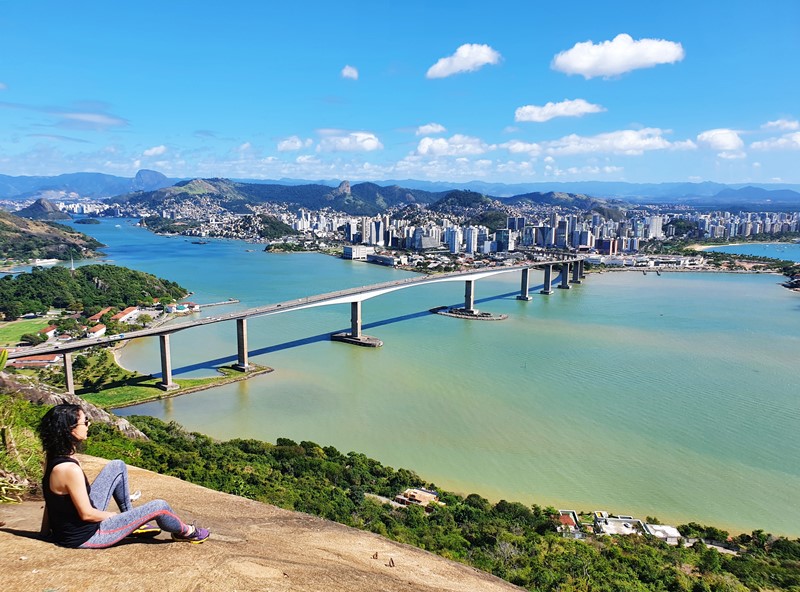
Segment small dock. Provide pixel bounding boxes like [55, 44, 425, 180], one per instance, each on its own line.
[199, 299, 240, 308]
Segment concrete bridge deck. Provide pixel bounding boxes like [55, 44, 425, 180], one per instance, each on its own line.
[7, 256, 586, 393]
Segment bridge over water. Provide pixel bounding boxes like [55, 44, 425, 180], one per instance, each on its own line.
[8, 256, 585, 394]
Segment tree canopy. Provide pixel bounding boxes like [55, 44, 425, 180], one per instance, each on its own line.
[0, 264, 187, 319]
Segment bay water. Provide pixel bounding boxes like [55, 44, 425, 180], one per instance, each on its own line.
[71, 221, 800, 535]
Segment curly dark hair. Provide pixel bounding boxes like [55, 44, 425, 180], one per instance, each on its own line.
[38, 404, 84, 462]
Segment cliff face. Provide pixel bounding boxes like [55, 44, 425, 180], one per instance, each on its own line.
[0, 456, 522, 592]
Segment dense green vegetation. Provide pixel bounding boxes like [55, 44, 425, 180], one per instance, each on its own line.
[0, 210, 103, 262]
[469, 210, 510, 233]
[3, 392, 798, 591]
[256, 214, 294, 238]
[139, 216, 200, 234]
[0, 264, 187, 319]
[74, 218, 101, 225]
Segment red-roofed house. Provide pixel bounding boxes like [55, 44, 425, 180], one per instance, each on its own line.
[7, 353, 61, 369]
[39, 325, 58, 339]
[88, 307, 113, 322]
[111, 306, 138, 323]
[86, 323, 107, 338]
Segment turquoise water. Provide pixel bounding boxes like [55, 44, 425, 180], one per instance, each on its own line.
[72, 220, 800, 535]
[706, 241, 800, 263]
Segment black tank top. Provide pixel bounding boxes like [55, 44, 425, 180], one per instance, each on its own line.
[43, 457, 100, 548]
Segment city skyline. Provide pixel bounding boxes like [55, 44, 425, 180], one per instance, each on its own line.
[1, 1, 798, 184]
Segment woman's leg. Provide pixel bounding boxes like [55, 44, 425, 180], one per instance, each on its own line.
[79, 500, 191, 549]
[88, 459, 133, 512]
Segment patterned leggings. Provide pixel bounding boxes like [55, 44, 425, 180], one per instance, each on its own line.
[79, 460, 192, 549]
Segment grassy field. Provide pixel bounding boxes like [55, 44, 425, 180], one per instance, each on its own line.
[0, 318, 51, 347]
[80, 365, 272, 408]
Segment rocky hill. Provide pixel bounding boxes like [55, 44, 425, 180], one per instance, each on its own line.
[113, 178, 443, 216]
[0, 209, 104, 262]
[14, 198, 71, 221]
[0, 456, 521, 592]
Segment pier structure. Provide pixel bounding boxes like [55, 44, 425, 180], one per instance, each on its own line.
[540, 265, 554, 295]
[234, 318, 249, 370]
[570, 259, 582, 284]
[517, 267, 532, 301]
[17, 256, 586, 390]
[558, 262, 571, 289]
[158, 333, 179, 391]
[63, 352, 74, 395]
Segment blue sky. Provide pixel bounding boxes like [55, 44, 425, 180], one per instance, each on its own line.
[1, 1, 798, 184]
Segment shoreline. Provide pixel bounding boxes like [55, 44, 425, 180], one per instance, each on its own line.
[105, 364, 274, 410]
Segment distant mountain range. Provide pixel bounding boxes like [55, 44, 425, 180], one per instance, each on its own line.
[1, 171, 799, 209]
[0, 170, 174, 200]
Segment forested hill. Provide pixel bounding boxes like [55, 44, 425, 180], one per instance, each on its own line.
[112, 178, 445, 216]
[0, 209, 104, 262]
[0, 264, 188, 319]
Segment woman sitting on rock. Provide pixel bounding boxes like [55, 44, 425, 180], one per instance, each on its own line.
[38, 403, 210, 548]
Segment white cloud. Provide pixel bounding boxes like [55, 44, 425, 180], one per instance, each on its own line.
[416, 122, 446, 136]
[317, 131, 383, 152]
[426, 43, 501, 79]
[565, 165, 624, 175]
[0, 82, 7, 91]
[60, 112, 127, 128]
[237, 142, 252, 152]
[142, 145, 167, 157]
[545, 128, 694, 156]
[341, 65, 359, 80]
[751, 132, 800, 151]
[515, 98, 605, 123]
[697, 128, 745, 158]
[416, 134, 491, 156]
[277, 135, 313, 151]
[499, 140, 542, 156]
[552, 33, 685, 79]
[762, 119, 799, 131]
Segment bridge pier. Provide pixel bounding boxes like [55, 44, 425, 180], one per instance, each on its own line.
[558, 263, 571, 289]
[464, 280, 476, 312]
[517, 268, 532, 301]
[540, 265, 554, 295]
[158, 333, 179, 391]
[350, 301, 362, 339]
[234, 318, 249, 370]
[570, 260, 582, 284]
[63, 352, 74, 395]
[331, 300, 382, 347]
[579, 259, 586, 279]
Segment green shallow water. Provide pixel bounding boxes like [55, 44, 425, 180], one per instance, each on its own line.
[74, 221, 800, 535]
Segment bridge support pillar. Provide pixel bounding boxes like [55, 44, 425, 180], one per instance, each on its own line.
[234, 318, 249, 371]
[464, 280, 476, 312]
[331, 300, 382, 347]
[158, 334, 179, 391]
[558, 263, 571, 289]
[63, 352, 74, 395]
[517, 268, 532, 300]
[350, 301, 362, 339]
[540, 265, 554, 294]
[570, 260, 582, 284]
[579, 259, 586, 279]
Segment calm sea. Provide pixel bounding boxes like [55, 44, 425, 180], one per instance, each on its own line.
[69, 220, 800, 535]
[706, 242, 800, 262]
